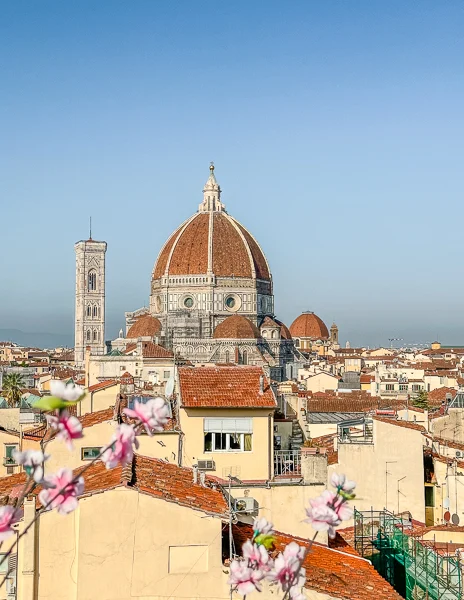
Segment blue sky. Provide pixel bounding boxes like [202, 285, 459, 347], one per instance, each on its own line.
[1, 1, 463, 347]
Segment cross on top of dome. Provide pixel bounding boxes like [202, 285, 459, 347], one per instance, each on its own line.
[199, 163, 226, 213]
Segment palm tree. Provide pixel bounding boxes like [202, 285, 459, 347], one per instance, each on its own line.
[2, 373, 25, 407]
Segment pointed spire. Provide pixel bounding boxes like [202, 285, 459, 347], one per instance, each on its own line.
[89, 216, 92, 240]
[198, 162, 226, 212]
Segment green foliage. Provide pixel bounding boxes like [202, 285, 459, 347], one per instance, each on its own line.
[2, 373, 25, 407]
[413, 389, 429, 409]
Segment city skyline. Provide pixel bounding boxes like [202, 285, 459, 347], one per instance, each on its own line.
[1, 1, 464, 347]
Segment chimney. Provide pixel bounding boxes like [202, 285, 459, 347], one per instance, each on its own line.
[199, 471, 206, 487]
[193, 465, 198, 485]
[259, 374, 264, 394]
[300, 447, 328, 485]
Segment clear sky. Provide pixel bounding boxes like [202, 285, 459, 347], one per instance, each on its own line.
[1, 1, 463, 347]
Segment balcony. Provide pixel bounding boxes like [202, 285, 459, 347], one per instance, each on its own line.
[3, 457, 16, 467]
[338, 418, 374, 445]
[274, 450, 301, 477]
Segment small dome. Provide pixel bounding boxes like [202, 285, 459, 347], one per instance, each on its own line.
[213, 315, 261, 339]
[260, 316, 292, 340]
[289, 312, 329, 340]
[127, 314, 162, 339]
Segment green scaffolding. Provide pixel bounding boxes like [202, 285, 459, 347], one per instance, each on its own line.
[354, 509, 462, 599]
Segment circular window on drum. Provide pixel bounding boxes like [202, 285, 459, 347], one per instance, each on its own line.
[224, 294, 241, 312]
[183, 296, 194, 309]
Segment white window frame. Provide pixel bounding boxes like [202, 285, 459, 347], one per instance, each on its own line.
[203, 418, 252, 453]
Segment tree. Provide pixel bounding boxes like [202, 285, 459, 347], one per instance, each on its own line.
[2, 373, 25, 407]
[413, 389, 428, 410]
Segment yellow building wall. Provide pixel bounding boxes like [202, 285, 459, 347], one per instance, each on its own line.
[329, 420, 426, 522]
[44, 420, 181, 472]
[79, 384, 120, 416]
[179, 408, 273, 480]
[35, 487, 230, 600]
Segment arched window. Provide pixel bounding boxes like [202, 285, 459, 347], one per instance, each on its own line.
[225, 350, 230, 363]
[87, 305, 91, 317]
[93, 305, 98, 318]
[86, 330, 91, 341]
[242, 350, 248, 365]
[295, 338, 300, 347]
[88, 270, 97, 291]
[93, 330, 98, 341]
[271, 330, 277, 339]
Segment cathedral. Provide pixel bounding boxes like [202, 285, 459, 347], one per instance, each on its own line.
[74, 165, 339, 381]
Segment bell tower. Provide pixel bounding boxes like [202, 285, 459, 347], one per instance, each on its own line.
[74, 231, 107, 367]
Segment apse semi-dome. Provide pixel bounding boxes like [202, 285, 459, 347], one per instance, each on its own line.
[126, 314, 162, 339]
[213, 315, 261, 339]
[289, 311, 329, 340]
[152, 167, 270, 282]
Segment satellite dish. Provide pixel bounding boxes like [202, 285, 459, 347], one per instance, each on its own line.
[452, 513, 460, 526]
[444, 511, 451, 522]
[165, 377, 175, 398]
[444, 498, 450, 509]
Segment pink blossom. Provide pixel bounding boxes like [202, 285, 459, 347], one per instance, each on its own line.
[305, 490, 352, 538]
[242, 540, 273, 572]
[289, 587, 306, 600]
[13, 449, 49, 484]
[253, 516, 274, 536]
[228, 559, 264, 595]
[50, 380, 84, 401]
[269, 551, 306, 593]
[283, 542, 307, 562]
[330, 472, 356, 493]
[100, 424, 139, 469]
[39, 468, 84, 515]
[0, 506, 22, 542]
[123, 397, 170, 435]
[46, 410, 83, 450]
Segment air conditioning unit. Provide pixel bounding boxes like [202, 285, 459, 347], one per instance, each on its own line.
[234, 497, 257, 514]
[457, 451, 462, 458]
[197, 460, 215, 471]
[6, 580, 16, 595]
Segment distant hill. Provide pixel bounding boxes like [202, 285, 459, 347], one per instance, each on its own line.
[0, 329, 73, 350]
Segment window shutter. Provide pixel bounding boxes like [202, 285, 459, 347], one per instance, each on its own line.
[204, 418, 252, 433]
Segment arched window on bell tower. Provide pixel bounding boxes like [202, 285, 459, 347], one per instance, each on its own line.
[88, 270, 97, 291]
[242, 350, 248, 365]
[93, 305, 98, 318]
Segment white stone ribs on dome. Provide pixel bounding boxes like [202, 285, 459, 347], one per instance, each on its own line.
[229, 216, 272, 283]
[207, 209, 214, 275]
[226, 214, 256, 279]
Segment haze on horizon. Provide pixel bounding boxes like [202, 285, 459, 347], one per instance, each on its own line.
[1, 1, 463, 349]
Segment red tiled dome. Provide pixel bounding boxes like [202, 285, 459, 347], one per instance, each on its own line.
[152, 212, 270, 281]
[213, 315, 261, 339]
[275, 319, 292, 340]
[126, 314, 162, 339]
[289, 312, 329, 340]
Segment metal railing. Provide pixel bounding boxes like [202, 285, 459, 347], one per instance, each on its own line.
[3, 458, 16, 467]
[274, 450, 301, 476]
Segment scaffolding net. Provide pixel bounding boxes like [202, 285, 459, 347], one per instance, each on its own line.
[354, 509, 462, 599]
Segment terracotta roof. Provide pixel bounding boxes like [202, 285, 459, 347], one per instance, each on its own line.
[428, 386, 456, 406]
[308, 433, 338, 464]
[289, 312, 329, 340]
[0, 455, 228, 517]
[232, 522, 402, 600]
[141, 342, 174, 359]
[213, 315, 261, 340]
[373, 416, 426, 432]
[274, 318, 292, 340]
[152, 212, 270, 281]
[360, 374, 375, 383]
[79, 407, 115, 428]
[306, 393, 401, 413]
[124, 343, 137, 354]
[126, 314, 162, 339]
[88, 380, 118, 393]
[178, 366, 276, 408]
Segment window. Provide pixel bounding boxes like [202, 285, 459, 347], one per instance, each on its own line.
[88, 270, 97, 291]
[4, 444, 18, 466]
[425, 486, 434, 507]
[81, 447, 101, 461]
[385, 384, 395, 391]
[86, 330, 91, 341]
[399, 384, 408, 391]
[412, 384, 422, 392]
[0, 554, 8, 575]
[93, 330, 98, 342]
[225, 351, 230, 363]
[242, 350, 248, 365]
[93, 305, 98, 317]
[204, 418, 252, 452]
[163, 370, 170, 379]
[184, 297, 194, 308]
[225, 296, 236, 309]
[87, 305, 91, 317]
